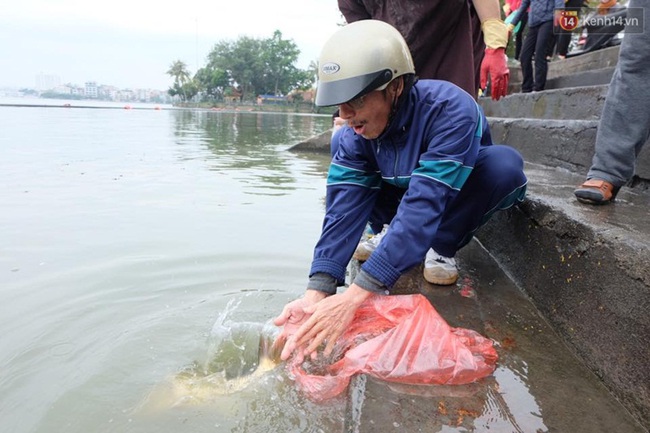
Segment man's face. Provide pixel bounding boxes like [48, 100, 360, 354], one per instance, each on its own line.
[337, 89, 392, 140]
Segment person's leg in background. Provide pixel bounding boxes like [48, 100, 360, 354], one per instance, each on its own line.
[470, 3, 486, 96]
[557, 0, 585, 58]
[555, 30, 571, 58]
[514, 12, 528, 61]
[519, 23, 539, 92]
[546, 33, 557, 60]
[575, 1, 650, 204]
[532, 20, 555, 91]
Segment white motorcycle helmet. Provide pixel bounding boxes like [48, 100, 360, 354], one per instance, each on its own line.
[315, 20, 416, 107]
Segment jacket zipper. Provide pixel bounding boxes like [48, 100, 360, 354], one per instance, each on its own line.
[393, 141, 399, 185]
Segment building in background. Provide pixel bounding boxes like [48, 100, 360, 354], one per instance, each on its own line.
[84, 82, 98, 98]
[35, 73, 61, 91]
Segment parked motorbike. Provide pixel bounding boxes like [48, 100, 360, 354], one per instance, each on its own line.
[565, 4, 627, 58]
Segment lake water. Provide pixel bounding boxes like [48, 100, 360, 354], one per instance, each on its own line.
[1, 101, 644, 433]
[0, 103, 340, 432]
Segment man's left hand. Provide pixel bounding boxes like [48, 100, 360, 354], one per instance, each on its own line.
[279, 284, 373, 362]
[273, 290, 326, 359]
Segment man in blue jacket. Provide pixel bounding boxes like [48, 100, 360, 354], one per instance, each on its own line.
[275, 20, 527, 361]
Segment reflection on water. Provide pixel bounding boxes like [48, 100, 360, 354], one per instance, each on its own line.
[172, 110, 331, 195]
[0, 104, 644, 433]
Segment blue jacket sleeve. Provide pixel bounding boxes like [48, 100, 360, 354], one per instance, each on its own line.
[511, 0, 531, 26]
[309, 128, 381, 288]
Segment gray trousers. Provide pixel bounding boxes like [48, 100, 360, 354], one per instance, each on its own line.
[587, 0, 650, 187]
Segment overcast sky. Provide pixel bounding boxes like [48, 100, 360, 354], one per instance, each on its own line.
[0, 0, 343, 91]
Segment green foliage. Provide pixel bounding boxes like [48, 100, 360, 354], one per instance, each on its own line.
[206, 36, 262, 101]
[256, 30, 303, 95]
[194, 67, 229, 102]
[19, 88, 39, 96]
[182, 30, 315, 103]
[41, 92, 84, 100]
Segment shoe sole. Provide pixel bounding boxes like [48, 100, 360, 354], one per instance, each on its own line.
[575, 190, 613, 205]
[423, 270, 458, 286]
[576, 196, 612, 205]
[352, 249, 371, 262]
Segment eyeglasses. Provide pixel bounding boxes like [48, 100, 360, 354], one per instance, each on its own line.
[342, 94, 366, 110]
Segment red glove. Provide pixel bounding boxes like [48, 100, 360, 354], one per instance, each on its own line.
[480, 48, 510, 101]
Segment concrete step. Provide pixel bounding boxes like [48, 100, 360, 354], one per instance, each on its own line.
[509, 45, 620, 84]
[290, 119, 650, 184]
[488, 117, 650, 182]
[289, 129, 331, 152]
[546, 66, 616, 89]
[509, 66, 615, 93]
[552, 46, 621, 77]
[481, 85, 608, 120]
[507, 45, 620, 94]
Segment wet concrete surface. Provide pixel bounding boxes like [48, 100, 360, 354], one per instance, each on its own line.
[342, 238, 646, 432]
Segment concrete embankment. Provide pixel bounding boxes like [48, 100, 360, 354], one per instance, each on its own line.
[482, 50, 650, 427]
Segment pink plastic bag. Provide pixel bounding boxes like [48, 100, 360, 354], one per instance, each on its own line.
[286, 294, 497, 401]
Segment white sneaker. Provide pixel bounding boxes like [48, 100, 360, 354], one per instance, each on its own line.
[353, 224, 389, 261]
[423, 248, 458, 285]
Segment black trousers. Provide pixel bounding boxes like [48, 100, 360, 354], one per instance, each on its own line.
[520, 20, 555, 92]
[514, 12, 528, 60]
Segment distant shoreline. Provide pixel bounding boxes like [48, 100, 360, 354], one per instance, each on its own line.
[0, 102, 333, 116]
[0, 103, 171, 110]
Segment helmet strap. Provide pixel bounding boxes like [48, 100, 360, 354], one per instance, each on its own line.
[382, 74, 417, 136]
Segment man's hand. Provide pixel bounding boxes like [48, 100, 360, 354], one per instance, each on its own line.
[272, 290, 327, 358]
[333, 116, 346, 132]
[277, 284, 373, 362]
[480, 48, 510, 101]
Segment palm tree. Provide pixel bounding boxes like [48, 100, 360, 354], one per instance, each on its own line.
[308, 59, 319, 106]
[167, 60, 192, 101]
[167, 60, 191, 86]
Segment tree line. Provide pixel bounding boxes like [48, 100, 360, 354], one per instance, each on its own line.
[167, 30, 317, 104]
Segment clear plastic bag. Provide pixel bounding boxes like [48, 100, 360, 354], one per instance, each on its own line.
[285, 294, 497, 401]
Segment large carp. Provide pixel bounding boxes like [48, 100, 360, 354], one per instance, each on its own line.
[138, 321, 281, 411]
